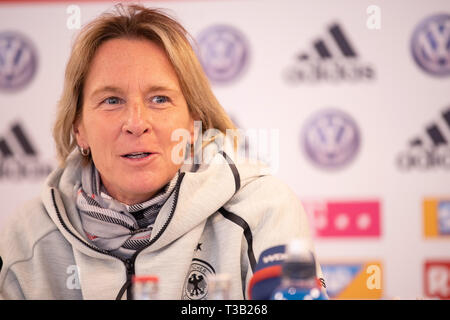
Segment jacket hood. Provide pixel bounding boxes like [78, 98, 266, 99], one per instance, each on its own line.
[41, 135, 271, 260]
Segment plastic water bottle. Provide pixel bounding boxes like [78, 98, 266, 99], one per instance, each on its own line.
[132, 275, 159, 300]
[208, 273, 231, 300]
[271, 239, 327, 300]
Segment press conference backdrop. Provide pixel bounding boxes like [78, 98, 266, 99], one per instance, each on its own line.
[0, 0, 449, 300]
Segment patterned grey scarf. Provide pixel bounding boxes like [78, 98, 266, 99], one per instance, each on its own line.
[75, 161, 179, 259]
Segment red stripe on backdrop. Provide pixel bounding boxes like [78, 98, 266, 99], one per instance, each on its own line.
[0, 0, 203, 2]
[0, 0, 121, 2]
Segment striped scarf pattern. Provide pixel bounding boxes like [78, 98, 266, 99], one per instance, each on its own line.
[75, 161, 179, 259]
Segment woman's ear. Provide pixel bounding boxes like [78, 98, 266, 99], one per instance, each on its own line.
[73, 118, 88, 149]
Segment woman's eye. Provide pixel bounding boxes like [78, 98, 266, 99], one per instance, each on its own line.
[151, 95, 170, 104]
[103, 97, 122, 105]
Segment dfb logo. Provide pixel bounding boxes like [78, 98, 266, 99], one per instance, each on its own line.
[302, 200, 381, 238]
[424, 261, 450, 299]
[196, 25, 249, 84]
[182, 259, 215, 300]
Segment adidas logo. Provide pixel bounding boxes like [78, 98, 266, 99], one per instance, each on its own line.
[409, 108, 450, 148]
[397, 107, 450, 170]
[0, 122, 53, 179]
[0, 122, 37, 158]
[284, 22, 376, 83]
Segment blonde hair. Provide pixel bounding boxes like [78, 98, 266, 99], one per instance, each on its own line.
[53, 3, 235, 167]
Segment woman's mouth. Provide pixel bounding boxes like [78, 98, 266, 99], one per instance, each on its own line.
[122, 152, 152, 159]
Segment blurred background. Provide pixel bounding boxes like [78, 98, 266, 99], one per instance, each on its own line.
[0, 0, 449, 299]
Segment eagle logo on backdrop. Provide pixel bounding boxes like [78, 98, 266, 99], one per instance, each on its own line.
[196, 24, 249, 84]
[182, 258, 215, 300]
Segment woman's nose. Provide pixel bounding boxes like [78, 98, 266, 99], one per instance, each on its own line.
[122, 100, 151, 136]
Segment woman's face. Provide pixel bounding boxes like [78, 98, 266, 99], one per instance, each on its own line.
[74, 38, 193, 205]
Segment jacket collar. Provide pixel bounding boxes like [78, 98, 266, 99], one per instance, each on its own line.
[41, 135, 269, 258]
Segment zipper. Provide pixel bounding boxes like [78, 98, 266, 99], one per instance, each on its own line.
[121, 172, 184, 300]
[124, 258, 135, 300]
[50, 172, 185, 300]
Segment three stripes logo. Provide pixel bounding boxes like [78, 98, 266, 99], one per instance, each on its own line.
[284, 22, 375, 83]
[0, 122, 37, 158]
[0, 122, 52, 179]
[397, 107, 450, 170]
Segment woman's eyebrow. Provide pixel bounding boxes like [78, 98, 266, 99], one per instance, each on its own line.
[89, 86, 125, 98]
[146, 85, 179, 94]
[89, 85, 179, 98]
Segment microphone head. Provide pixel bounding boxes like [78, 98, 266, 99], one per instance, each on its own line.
[255, 245, 287, 272]
[248, 241, 326, 300]
[248, 245, 286, 300]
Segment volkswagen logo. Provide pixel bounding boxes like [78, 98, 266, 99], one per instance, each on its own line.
[0, 31, 38, 91]
[411, 13, 450, 76]
[302, 109, 361, 169]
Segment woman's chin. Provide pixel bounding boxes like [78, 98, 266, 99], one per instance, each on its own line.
[118, 180, 166, 203]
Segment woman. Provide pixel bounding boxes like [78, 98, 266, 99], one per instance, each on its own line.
[0, 4, 324, 300]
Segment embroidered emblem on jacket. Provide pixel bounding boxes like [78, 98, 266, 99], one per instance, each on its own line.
[182, 258, 215, 300]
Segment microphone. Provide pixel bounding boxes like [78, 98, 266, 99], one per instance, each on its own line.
[248, 243, 326, 300]
[248, 245, 285, 300]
